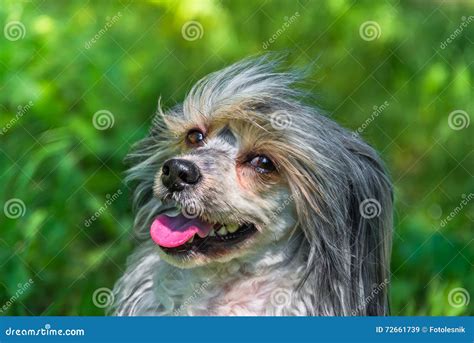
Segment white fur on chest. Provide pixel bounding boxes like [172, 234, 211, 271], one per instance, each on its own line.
[112, 243, 308, 316]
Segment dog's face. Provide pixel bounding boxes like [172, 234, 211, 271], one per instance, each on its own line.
[150, 111, 297, 268]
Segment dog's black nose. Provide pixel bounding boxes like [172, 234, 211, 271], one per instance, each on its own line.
[161, 159, 201, 192]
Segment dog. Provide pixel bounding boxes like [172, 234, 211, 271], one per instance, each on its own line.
[110, 55, 393, 316]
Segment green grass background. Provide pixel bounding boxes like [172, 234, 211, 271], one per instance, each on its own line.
[0, 0, 472, 315]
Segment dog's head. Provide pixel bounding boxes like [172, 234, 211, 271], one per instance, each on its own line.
[127, 56, 393, 315]
[147, 59, 304, 267]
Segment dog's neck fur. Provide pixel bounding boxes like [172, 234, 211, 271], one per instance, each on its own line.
[112, 233, 315, 316]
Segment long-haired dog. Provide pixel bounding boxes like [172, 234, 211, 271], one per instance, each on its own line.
[110, 55, 393, 316]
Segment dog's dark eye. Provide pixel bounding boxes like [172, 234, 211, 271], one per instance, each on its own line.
[249, 155, 275, 174]
[186, 129, 205, 146]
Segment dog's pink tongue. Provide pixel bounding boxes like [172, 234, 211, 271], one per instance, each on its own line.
[150, 214, 213, 248]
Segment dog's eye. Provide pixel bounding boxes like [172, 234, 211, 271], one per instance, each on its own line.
[186, 129, 205, 146]
[249, 155, 275, 174]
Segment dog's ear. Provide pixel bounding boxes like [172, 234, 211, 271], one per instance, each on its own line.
[345, 151, 393, 316]
[290, 142, 393, 316]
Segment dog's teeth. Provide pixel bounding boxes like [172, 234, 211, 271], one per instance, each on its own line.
[209, 229, 216, 237]
[187, 236, 194, 243]
[217, 227, 228, 236]
[227, 224, 239, 233]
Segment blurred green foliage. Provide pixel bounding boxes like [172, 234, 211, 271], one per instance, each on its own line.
[0, 0, 472, 316]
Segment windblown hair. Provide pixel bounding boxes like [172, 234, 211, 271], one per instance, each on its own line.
[111, 55, 393, 316]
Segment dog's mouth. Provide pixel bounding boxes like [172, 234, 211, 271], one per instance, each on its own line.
[150, 207, 257, 255]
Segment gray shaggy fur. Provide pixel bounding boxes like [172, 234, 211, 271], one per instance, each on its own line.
[110, 55, 393, 316]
